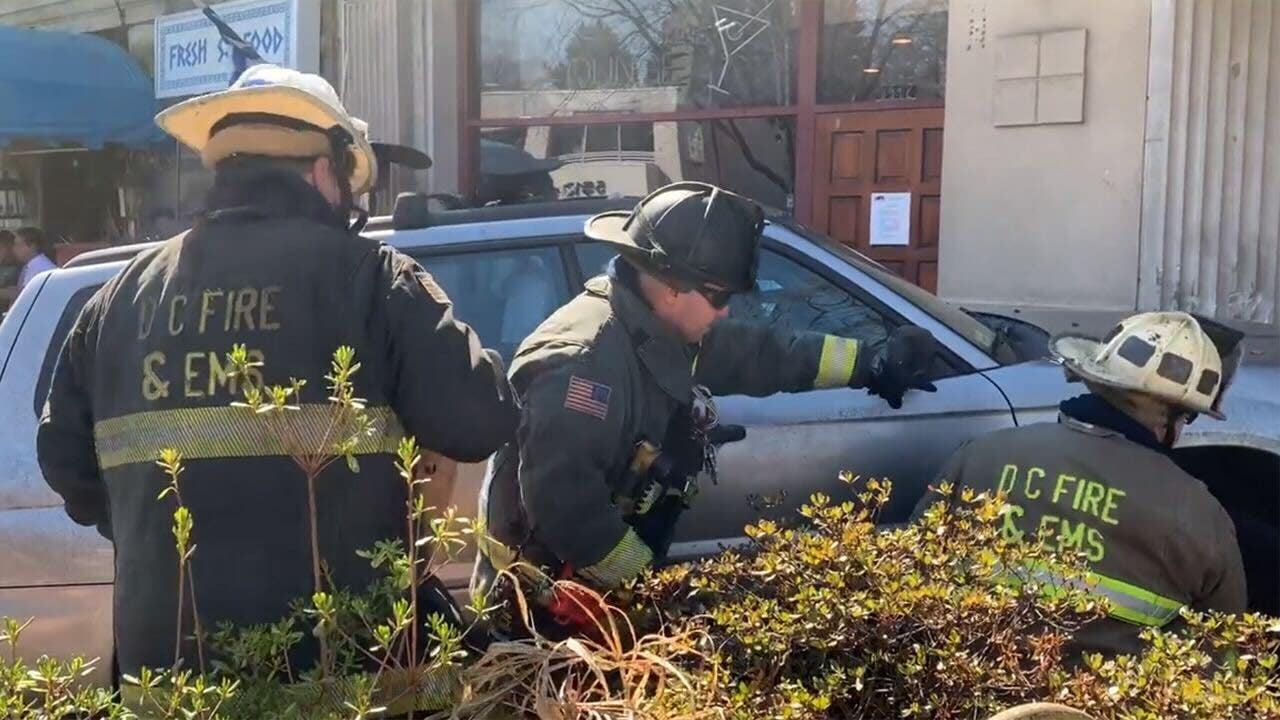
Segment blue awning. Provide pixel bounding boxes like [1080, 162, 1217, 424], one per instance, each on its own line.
[0, 25, 165, 149]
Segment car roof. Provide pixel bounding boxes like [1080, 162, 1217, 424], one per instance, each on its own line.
[379, 195, 637, 232]
[64, 193, 804, 270]
[46, 198, 1008, 374]
[63, 195, 642, 270]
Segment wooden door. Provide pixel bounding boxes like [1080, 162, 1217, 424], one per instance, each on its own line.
[812, 108, 944, 292]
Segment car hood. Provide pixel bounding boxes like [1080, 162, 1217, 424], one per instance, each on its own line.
[988, 356, 1280, 454]
[964, 304, 1280, 368]
[1194, 364, 1280, 453]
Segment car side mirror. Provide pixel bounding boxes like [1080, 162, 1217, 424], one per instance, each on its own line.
[965, 311, 1051, 362]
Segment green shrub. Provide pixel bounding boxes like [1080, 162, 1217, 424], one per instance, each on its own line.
[456, 476, 1279, 720]
[625, 476, 1279, 719]
[3, 345, 1276, 719]
[0, 617, 129, 719]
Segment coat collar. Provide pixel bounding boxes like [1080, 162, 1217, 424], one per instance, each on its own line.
[586, 275, 694, 403]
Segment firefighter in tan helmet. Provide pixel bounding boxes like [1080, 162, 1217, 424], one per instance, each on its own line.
[912, 311, 1247, 658]
[38, 65, 518, 711]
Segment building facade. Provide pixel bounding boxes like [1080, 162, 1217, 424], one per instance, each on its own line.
[450, 0, 1278, 324]
[2, 0, 1276, 325]
[0, 0, 423, 228]
[0, 0, 333, 241]
[941, 0, 1280, 326]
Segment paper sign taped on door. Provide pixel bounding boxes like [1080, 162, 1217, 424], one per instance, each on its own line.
[869, 192, 911, 247]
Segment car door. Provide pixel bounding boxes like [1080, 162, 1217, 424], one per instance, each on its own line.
[573, 237, 1018, 560]
[0, 269, 116, 687]
[405, 241, 575, 588]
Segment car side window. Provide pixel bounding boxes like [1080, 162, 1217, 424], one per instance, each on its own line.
[574, 241, 618, 283]
[33, 285, 101, 418]
[410, 246, 570, 362]
[578, 239, 893, 353]
[732, 249, 894, 358]
[575, 241, 956, 379]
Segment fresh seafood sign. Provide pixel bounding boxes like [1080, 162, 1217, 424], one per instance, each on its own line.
[154, 0, 316, 99]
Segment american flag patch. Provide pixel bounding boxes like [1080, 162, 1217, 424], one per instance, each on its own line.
[564, 375, 612, 420]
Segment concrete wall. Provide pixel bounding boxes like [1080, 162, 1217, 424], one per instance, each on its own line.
[338, 0, 462, 203]
[938, 0, 1151, 311]
[423, 0, 461, 195]
[1139, 0, 1280, 325]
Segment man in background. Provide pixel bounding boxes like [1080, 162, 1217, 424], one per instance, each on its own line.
[0, 227, 54, 309]
[0, 229, 19, 309]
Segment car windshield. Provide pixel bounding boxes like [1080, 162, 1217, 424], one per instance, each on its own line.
[776, 219, 1002, 359]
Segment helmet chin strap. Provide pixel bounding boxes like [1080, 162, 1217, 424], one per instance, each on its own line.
[327, 169, 363, 232]
[324, 125, 367, 233]
[1161, 408, 1197, 449]
[334, 159, 369, 234]
[1161, 414, 1179, 449]
[347, 206, 369, 234]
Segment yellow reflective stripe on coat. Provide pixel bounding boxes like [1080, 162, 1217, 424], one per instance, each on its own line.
[578, 527, 654, 589]
[93, 404, 404, 470]
[1015, 563, 1185, 627]
[815, 335, 859, 388]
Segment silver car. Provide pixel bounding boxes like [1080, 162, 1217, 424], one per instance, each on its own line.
[2, 198, 1276, 687]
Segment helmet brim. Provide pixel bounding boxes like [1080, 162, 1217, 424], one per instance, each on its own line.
[583, 210, 683, 280]
[155, 84, 376, 195]
[583, 211, 638, 251]
[1051, 333, 1115, 386]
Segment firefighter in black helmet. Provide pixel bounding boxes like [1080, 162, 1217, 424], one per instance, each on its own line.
[37, 64, 518, 709]
[473, 182, 941, 636]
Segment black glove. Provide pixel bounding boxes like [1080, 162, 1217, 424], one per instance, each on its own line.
[863, 326, 940, 409]
[707, 424, 746, 445]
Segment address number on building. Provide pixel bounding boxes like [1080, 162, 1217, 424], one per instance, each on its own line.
[876, 84, 919, 101]
[560, 181, 608, 199]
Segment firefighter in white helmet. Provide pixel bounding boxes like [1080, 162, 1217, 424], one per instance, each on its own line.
[912, 311, 1247, 658]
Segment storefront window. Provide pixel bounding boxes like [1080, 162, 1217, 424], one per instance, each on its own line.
[478, 0, 799, 117]
[819, 0, 947, 104]
[547, 123, 657, 157]
[476, 117, 795, 211]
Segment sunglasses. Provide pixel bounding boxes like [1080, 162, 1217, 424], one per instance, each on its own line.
[697, 286, 734, 310]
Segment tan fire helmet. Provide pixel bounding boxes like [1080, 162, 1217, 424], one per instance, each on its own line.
[155, 64, 377, 195]
[1050, 311, 1226, 419]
